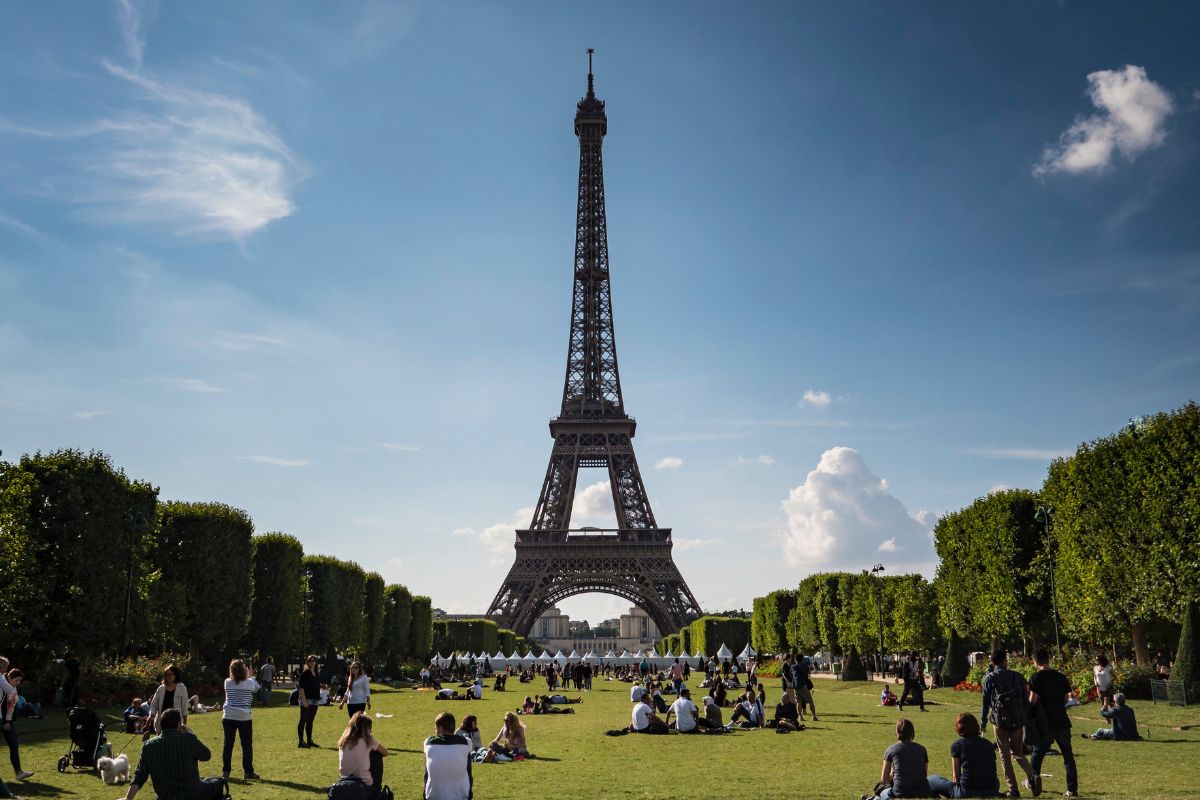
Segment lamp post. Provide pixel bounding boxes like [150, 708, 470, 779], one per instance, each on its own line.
[871, 563, 886, 675]
[1034, 505, 1061, 653]
[121, 509, 150, 655]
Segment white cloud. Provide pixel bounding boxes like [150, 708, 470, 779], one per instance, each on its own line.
[911, 509, 939, 529]
[654, 456, 683, 471]
[238, 455, 310, 467]
[780, 447, 934, 570]
[154, 377, 229, 393]
[350, 0, 423, 56]
[571, 480, 619, 528]
[210, 331, 288, 351]
[480, 507, 534, 564]
[800, 389, 832, 407]
[378, 442, 421, 452]
[451, 527, 474, 537]
[0, 212, 44, 239]
[1035, 65, 1174, 176]
[381, 556, 405, 583]
[736, 455, 775, 466]
[989, 483, 1012, 494]
[72, 410, 110, 420]
[674, 537, 716, 552]
[967, 448, 1071, 461]
[115, 0, 155, 68]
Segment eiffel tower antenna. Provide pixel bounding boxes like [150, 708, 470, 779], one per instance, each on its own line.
[486, 57, 702, 637]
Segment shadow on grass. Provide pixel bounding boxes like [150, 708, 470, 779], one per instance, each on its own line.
[248, 778, 327, 794]
[7, 780, 79, 796]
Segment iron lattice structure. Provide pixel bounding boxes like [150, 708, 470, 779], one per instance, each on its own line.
[486, 54, 703, 637]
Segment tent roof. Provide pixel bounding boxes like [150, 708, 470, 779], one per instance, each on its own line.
[716, 643, 733, 659]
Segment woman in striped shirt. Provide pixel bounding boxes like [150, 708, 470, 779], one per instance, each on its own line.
[221, 659, 259, 781]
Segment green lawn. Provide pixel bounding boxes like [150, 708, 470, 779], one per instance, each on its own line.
[9, 678, 1200, 799]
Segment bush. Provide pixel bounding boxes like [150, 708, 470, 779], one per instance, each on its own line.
[1174, 600, 1200, 685]
[689, 616, 750, 658]
[62, 653, 208, 707]
[842, 646, 867, 681]
[432, 618, 498, 655]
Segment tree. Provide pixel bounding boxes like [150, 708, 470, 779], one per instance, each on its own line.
[887, 575, 939, 652]
[751, 590, 796, 654]
[942, 628, 969, 686]
[361, 572, 386, 661]
[410, 596, 433, 658]
[383, 585, 413, 659]
[933, 489, 1048, 650]
[246, 533, 304, 661]
[1174, 600, 1200, 687]
[841, 645, 867, 681]
[154, 501, 254, 659]
[0, 449, 157, 663]
[303, 555, 366, 653]
[786, 578, 824, 653]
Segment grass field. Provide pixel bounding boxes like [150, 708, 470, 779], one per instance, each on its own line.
[8, 677, 1199, 799]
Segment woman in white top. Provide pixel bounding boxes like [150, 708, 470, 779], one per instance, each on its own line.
[338, 711, 388, 798]
[221, 659, 259, 781]
[338, 661, 371, 718]
[148, 664, 188, 733]
[1094, 654, 1115, 710]
[454, 714, 482, 751]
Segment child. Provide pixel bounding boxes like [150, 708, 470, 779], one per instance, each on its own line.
[881, 686, 898, 707]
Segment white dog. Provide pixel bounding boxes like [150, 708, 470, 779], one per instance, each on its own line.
[97, 753, 130, 785]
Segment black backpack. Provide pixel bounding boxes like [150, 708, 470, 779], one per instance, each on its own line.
[327, 778, 368, 800]
[989, 672, 1027, 730]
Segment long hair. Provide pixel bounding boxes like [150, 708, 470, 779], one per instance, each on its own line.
[349, 661, 362, 681]
[163, 664, 181, 685]
[305, 654, 319, 674]
[461, 714, 478, 732]
[503, 710, 523, 737]
[338, 711, 373, 750]
[229, 659, 247, 682]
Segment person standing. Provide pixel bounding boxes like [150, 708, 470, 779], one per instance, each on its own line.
[339, 661, 371, 718]
[899, 651, 927, 712]
[148, 664, 189, 733]
[257, 658, 276, 706]
[297, 655, 322, 748]
[669, 659, 684, 695]
[1027, 648, 1079, 798]
[980, 650, 1035, 798]
[423, 712, 471, 800]
[61, 654, 81, 709]
[220, 659, 258, 781]
[1, 669, 33, 782]
[1093, 655, 1115, 711]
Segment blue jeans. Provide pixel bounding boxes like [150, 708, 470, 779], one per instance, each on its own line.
[927, 775, 966, 797]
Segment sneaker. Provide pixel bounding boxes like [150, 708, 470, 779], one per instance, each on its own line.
[298, 741, 308, 748]
[245, 772, 260, 780]
[15, 771, 33, 781]
[1063, 793, 1078, 798]
[1024, 777, 1043, 797]
[811, 715, 819, 721]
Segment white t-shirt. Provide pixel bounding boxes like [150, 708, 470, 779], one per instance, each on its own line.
[437, 688, 455, 699]
[1094, 665, 1113, 691]
[631, 702, 654, 731]
[669, 697, 698, 731]
[346, 675, 371, 705]
[470, 682, 482, 699]
[424, 734, 472, 800]
[630, 684, 646, 703]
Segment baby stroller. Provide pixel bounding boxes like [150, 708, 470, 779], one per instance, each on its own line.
[57, 706, 111, 772]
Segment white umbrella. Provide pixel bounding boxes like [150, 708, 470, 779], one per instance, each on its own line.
[716, 643, 733, 660]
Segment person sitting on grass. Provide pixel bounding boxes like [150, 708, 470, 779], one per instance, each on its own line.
[861, 717, 931, 800]
[927, 712, 999, 798]
[700, 695, 724, 731]
[454, 715, 482, 751]
[492, 674, 506, 692]
[436, 688, 472, 701]
[118, 708, 226, 800]
[189, 696, 220, 714]
[629, 694, 669, 735]
[1085, 693, 1140, 740]
[710, 681, 729, 708]
[881, 686, 898, 707]
[730, 688, 763, 728]
[123, 698, 149, 733]
[489, 712, 529, 759]
[773, 689, 801, 732]
[666, 688, 700, 733]
[650, 684, 669, 714]
[336, 711, 389, 799]
[424, 712, 472, 800]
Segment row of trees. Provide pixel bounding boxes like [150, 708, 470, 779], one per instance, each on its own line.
[656, 616, 751, 659]
[751, 402, 1200, 676]
[0, 449, 433, 666]
[430, 618, 529, 656]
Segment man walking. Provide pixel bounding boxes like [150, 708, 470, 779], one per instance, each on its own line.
[898, 651, 926, 712]
[981, 650, 1036, 798]
[1027, 648, 1078, 797]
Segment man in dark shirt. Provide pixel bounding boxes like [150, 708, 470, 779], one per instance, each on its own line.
[980, 650, 1036, 798]
[119, 709, 225, 800]
[1028, 648, 1079, 798]
[1088, 693, 1139, 741]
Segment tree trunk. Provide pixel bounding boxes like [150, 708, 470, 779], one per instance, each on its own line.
[1132, 623, 1152, 671]
[991, 636, 1001, 654]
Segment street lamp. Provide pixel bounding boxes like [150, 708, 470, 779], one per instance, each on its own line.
[871, 563, 886, 676]
[121, 509, 150, 655]
[1034, 505, 1061, 653]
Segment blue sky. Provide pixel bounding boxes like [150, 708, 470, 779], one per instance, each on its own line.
[2, 1, 1198, 626]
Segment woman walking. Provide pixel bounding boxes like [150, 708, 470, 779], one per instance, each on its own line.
[297, 654, 322, 748]
[221, 659, 259, 781]
[338, 661, 371, 718]
[148, 664, 189, 733]
[1, 669, 33, 783]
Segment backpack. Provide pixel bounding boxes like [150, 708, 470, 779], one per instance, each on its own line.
[989, 672, 1027, 730]
[327, 778, 369, 800]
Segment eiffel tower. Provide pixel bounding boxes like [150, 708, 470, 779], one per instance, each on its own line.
[486, 52, 703, 638]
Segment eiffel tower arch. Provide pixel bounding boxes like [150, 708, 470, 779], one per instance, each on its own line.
[486, 52, 703, 637]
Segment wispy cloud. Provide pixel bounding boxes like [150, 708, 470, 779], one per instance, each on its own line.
[340, 442, 421, 454]
[238, 455, 311, 467]
[1035, 65, 1174, 176]
[115, 0, 155, 69]
[350, 0, 424, 57]
[72, 410, 110, 420]
[378, 442, 421, 452]
[674, 537, 716, 552]
[800, 389, 832, 408]
[735, 455, 775, 466]
[0, 212, 45, 239]
[210, 331, 288, 351]
[966, 447, 1072, 461]
[654, 456, 683, 471]
[719, 418, 851, 429]
[152, 377, 229, 393]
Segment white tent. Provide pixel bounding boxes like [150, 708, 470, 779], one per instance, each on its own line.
[491, 650, 507, 666]
[520, 651, 536, 665]
[603, 650, 617, 664]
[552, 649, 567, 666]
[567, 649, 582, 662]
[538, 650, 553, 664]
[716, 643, 733, 660]
[617, 649, 634, 665]
[508, 651, 522, 664]
[656, 649, 676, 668]
[434, 652, 449, 667]
[583, 650, 599, 663]
[737, 643, 756, 663]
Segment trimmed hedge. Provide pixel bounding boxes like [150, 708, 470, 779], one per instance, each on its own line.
[690, 616, 750, 658]
[498, 628, 519, 654]
[361, 572, 386, 661]
[303, 555, 366, 653]
[383, 585, 413, 659]
[752, 589, 796, 655]
[410, 596, 434, 658]
[432, 618, 498, 655]
[247, 533, 304, 661]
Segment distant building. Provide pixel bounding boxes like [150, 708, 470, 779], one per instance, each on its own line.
[530, 605, 660, 654]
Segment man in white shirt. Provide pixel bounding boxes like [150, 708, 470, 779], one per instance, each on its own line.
[666, 688, 699, 733]
[628, 695, 668, 734]
[629, 683, 646, 703]
[423, 712, 472, 800]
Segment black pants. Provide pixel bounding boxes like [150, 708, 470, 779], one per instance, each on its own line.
[347, 703, 366, 717]
[221, 718, 253, 774]
[2, 725, 20, 773]
[1030, 726, 1078, 794]
[298, 704, 319, 743]
[899, 678, 924, 710]
[368, 750, 384, 798]
[197, 776, 226, 800]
